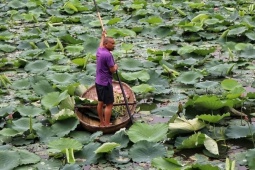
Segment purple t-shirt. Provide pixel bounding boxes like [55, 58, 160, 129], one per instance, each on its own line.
[95, 47, 115, 86]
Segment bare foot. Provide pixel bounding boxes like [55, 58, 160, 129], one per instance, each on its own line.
[104, 123, 113, 127]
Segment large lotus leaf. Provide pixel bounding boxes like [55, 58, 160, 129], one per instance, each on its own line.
[69, 131, 92, 145]
[204, 18, 221, 25]
[227, 26, 247, 36]
[245, 32, 255, 41]
[32, 80, 55, 96]
[169, 118, 206, 133]
[0, 150, 20, 170]
[11, 78, 30, 90]
[83, 37, 98, 53]
[94, 142, 120, 154]
[209, 63, 236, 76]
[225, 125, 255, 139]
[47, 73, 75, 85]
[121, 70, 150, 82]
[176, 58, 198, 66]
[48, 138, 83, 152]
[204, 134, 219, 155]
[147, 70, 169, 86]
[18, 149, 41, 165]
[151, 105, 178, 117]
[176, 71, 203, 85]
[7, 0, 26, 8]
[226, 86, 245, 99]
[61, 164, 81, 170]
[195, 81, 219, 89]
[0, 128, 22, 137]
[107, 17, 122, 25]
[151, 157, 183, 170]
[246, 149, 255, 169]
[109, 128, 129, 148]
[191, 163, 221, 170]
[25, 60, 51, 73]
[59, 96, 75, 110]
[51, 118, 79, 137]
[221, 79, 242, 91]
[131, 84, 155, 94]
[118, 58, 143, 71]
[194, 45, 216, 55]
[75, 142, 101, 165]
[175, 132, 205, 149]
[65, 45, 84, 54]
[61, 35, 83, 44]
[11, 117, 36, 132]
[0, 44, 16, 52]
[33, 123, 57, 143]
[0, 106, 15, 117]
[196, 112, 230, 123]
[151, 84, 171, 95]
[177, 45, 196, 55]
[107, 149, 130, 164]
[107, 28, 136, 37]
[127, 122, 168, 143]
[52, 109, 76, 121]
[34, 159, 62, 169]
[83, 63, 96, 76]
[145, 16, 163, 25]
[240, 47, 255, 59]
[129, 140, 166, 162]
[193, 95, 233, 110]
[41, 90, 69, 109]
[17, 105, 44, 117]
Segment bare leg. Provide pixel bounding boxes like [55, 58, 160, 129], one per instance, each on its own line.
[97, 101, 105, 126]
[104, 103, 113, 126]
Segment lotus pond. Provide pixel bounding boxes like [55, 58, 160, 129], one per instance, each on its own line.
[1, 0, 255, 169]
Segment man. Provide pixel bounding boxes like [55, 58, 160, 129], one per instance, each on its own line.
[95, 30, 118, 126]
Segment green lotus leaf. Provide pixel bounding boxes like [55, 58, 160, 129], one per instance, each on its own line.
[48, 138, 83, 152]
[147, 70, 169, 86]
[51, 118, 79, 137]
[0, 128, 21, 137]
[0, 44, 16, 53]
[226, 86, 245, 99]
[228, 26, 247, 36]
[32, 80, 55, 96]
[25, 60, 51, 73]
[246, 149, 255, 169]
[247, 92, 255, 99]
[176, 58, 198, 66]
[194, 45, 216, 55]
[204, 134, 219, 155]
[146, 16, 163, 25]
[69, 131, 92, 145]
[169, 118, 206, 133]
[121, 70, 150, 82]
[127, 122, 168, 143]
[72, 58, 87, 67]
[33, 159, 62, 169]
[221, 78, 242, 91]
[195, 81, 219, 89]
[0, 106, 15, 117]
[204, 18, 221, 25]
[131, 84, 155, 94]
[176, 71, 203, 85]
[121, 43, 133, 51]
[151, 105, 178, 117]
[95, 142, 120, 153]
[177, 45, 196, 55]
[59, 96, 75, 110]
[245, 32, 255, 41]
[107, 17, 122, 25]
[75, 142, 101, 165]
[41, 90, 69, 109]
[47, 73, 75, 85]
[52, 109, 76, 121]
[7, 0, 26, 9]
[119, 58, 143, 71]
[197, 112, 230, 123]
[107, 149, 130, 164]
[207, 63, 236, 76]
[152, 157, 183, 170]
[109, 128, 130, 148]
[151, 84, 171, 95]
[191, 14, 209, 23]
[18, 149, 41, 165]
[240, 46, 255, 59]
[176, 132, 205, 149]
[0, 150, 20, 170]
[12, 117, 36, 132]
[83, 37, 98, 53]
[11, 78, 30, 90]
[33, 124, 56, 143]
[65, 45, 84, 54]
[61, 34, 83, 44]
[17, 105, 44, 117]
[46, 54, 66, 61]
[0, 31, 14, 41]
[193, 95, 233, 110]
[61, 164, 81, 170]
[235, 43, 252, 51]
[191, 163, 221, 169]
[129, 140, 166, 162]
[226, 125, 255, 139]
[107, 28, 136, 37]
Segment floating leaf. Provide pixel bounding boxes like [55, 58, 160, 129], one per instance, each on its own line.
[17, 105, 44, 117]
[169, 118, 206, 134]
[226, 125, 255, 139]
[131, 84, 155, 94]
[221, 79, 242, 91]
[130, 140, 166, 162]
[121, 70, 150, 82]
[52, 109, 76, 121]
[0, 151, 20, 170]
[48, 138, 83, 152]
[176, 71, 203, 85]
[228, 26, 247, 36]
[94, 142, 120, 153]
[197, 112, 230, 123]
[152, 157, 183, 170]
[18, 149, 41, 165]
[127, 122, 168, 143]
[0, 44, 16, 52]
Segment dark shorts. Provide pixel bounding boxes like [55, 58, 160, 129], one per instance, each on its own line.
[95, 83, 114, 104]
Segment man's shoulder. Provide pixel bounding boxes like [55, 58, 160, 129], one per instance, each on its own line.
[97, 48, 112, 56]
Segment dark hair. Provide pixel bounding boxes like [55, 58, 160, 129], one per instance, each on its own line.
[103, 37, 114, 45]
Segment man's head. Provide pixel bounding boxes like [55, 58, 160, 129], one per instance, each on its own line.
[103, 37, 115, 51]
